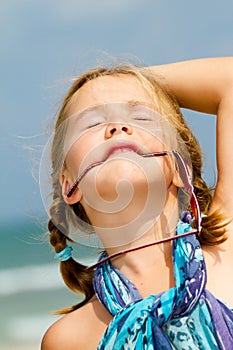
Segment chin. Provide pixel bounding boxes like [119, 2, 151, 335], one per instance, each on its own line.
[102, 158, 147, 178]
[97, 180, 148, 203]
[79, 156, 167, 216]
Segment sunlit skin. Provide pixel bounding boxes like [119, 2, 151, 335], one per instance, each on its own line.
[61, 75, 181, 252]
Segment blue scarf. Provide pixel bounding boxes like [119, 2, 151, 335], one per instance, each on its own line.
[93, 221, 233, 349]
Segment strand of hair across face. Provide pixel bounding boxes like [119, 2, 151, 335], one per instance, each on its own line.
[86, 229, 198, 271]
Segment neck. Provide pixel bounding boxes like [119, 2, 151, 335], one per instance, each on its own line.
[88, 223, 197, 273]
[102, 222, 178, 297]
[83, 184, 180, 275]
[88, 203, 180, 275]
[84, 183, 179, 249]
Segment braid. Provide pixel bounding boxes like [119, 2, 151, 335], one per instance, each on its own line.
[48, 185, 94, 314]
[175, 109, 228, 244]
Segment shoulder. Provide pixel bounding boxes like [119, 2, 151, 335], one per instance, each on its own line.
[41, 296, 112, 350]
[203, 230, 233, 307]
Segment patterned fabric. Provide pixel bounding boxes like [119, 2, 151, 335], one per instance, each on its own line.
[93, 221, 233, 349]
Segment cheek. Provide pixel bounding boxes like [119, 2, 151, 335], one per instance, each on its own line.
[137, 129, 166, 153]
[162, 157, 176, 187]
[64, 131, 103, 179]
[137, 131, 175, 184]
[64, 140, 88, 179]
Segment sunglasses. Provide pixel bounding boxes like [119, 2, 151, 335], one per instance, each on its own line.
[65, 150, 201, 269]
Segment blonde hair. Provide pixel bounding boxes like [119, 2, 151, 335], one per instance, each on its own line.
[48, 64, 227, 314]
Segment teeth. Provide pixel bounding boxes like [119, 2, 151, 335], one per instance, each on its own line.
[111, 148, 135, 154]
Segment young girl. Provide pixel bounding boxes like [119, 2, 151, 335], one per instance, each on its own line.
[41, 57, 233, 349]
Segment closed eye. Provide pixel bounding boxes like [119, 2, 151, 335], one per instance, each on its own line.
[132, 116, 154, 121]
[86, 122, 103, 129]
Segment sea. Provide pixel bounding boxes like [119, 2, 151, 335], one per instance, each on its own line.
[0, 218, 99, 349]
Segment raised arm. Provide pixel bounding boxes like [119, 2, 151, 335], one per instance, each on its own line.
[147, 57, 233, 217]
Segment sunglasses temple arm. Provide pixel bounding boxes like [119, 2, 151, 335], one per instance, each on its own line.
[140, 151, 169, 158]
[66, 151, 169, 197]
[172, 150, 202, 234]
[66, 160, 105, 197]
[66, 150, 202, 234]
[190, 191, 202, 234]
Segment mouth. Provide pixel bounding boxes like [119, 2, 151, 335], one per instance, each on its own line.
[104, 142, 143, 160]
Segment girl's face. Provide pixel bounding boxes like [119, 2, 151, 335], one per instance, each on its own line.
[61, 75, 179, 241]
[63, 74, 171, 180]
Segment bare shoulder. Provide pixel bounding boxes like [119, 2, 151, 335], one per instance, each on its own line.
[203, 226, 233, 307]
[41, 296, 112, 350]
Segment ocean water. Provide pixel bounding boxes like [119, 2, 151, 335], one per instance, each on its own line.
[0, 219, 99, 349]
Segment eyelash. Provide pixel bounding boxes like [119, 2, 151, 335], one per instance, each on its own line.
[86, 122, 103, 129]
[84, 116, 154, 129]
[133, 117, 153, 121]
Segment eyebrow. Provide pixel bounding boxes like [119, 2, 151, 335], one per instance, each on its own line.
[68, 105, 106, 123]
[68, 101, 157, 122]
[79, 106, 105, 117]
[126, 100, 159, 115]
[127, 100, 155, 108]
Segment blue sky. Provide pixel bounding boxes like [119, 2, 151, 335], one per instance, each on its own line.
[1, 0, 233, 223]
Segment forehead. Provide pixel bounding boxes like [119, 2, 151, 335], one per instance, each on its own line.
[68, 75, 156, 116]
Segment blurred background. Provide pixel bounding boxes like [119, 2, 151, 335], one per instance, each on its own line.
[1, 0, 233, 348]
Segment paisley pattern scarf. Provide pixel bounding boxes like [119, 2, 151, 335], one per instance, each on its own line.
[93, 221, 233, 349]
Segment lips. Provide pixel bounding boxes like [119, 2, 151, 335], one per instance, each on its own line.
[104, 142, 143, 160]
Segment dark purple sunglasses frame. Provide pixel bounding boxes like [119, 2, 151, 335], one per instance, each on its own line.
[64, 150, 201, 269]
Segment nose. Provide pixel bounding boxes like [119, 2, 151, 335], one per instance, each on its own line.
[104, 122, 133, 139]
